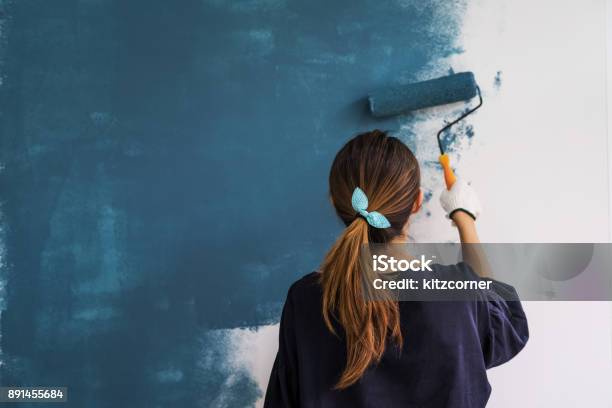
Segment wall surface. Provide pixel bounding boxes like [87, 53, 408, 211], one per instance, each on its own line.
[0, 0, 610, 407]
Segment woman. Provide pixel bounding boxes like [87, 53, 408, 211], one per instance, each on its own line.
[264, 130, 528, 407]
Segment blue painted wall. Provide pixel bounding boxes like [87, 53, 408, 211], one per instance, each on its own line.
[0, 0, 465, 406]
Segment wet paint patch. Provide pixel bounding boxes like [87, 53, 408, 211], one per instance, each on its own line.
[0, 0, 470, 406]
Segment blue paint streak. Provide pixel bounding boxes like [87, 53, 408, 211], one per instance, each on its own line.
[494, 70, 503, 89]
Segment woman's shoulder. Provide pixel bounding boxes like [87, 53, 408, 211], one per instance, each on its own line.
[288, 271, 321, 292]
[286, 272, 323, 304]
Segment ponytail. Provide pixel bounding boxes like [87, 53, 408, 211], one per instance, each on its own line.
[319, 217, 402, 389]
[321, 130, 420, 389]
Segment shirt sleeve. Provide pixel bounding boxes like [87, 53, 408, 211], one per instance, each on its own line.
[264, 286, 299, 407]
[476, 278, 530, 369]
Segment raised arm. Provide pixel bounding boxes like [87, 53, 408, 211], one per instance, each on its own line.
[440, 179, 491, 278]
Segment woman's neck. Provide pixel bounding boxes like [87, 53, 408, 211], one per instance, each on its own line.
[390, 234, 409, 244]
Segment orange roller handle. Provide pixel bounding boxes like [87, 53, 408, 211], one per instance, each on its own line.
[439, 153, 456, 190]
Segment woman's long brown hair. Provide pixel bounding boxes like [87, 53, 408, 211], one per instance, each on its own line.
[319, 130, 421, 389]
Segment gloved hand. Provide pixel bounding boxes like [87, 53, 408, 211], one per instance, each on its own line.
[439, 179, 482, 221]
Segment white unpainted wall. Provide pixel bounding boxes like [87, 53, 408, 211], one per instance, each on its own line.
[452, 1, 612, 406]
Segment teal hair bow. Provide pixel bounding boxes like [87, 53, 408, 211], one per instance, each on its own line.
[351, 187, 391, 229]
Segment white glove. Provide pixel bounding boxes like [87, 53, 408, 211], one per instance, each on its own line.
[439, 179, 482, 221]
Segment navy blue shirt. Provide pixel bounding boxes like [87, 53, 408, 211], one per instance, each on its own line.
[264, 263, 528, 407]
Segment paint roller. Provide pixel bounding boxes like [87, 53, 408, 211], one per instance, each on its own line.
[368, 72, 482, 189]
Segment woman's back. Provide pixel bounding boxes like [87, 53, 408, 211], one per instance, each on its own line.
[265, 266, 528, 408]
[264, 131, 528, 407]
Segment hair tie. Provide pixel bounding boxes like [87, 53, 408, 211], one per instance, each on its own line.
[351, 187, 391, 229]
